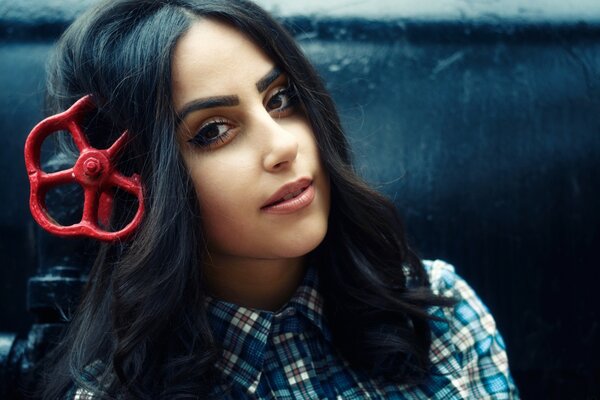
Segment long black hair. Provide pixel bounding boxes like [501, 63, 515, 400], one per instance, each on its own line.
[41, 0, 455, 398]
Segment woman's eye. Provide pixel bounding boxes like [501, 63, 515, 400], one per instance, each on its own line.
[188, 119, 234, 148]
[266, 85, 298, 114]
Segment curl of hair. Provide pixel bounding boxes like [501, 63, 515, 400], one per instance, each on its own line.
[40, 0, 456, 398]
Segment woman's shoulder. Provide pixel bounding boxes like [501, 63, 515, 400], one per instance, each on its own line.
[422, 258, 494, 316]
[421, 259, 500, 352]
[422, 259, 464, 296]
[421, 258, 501, 351]
[421, 259, 520, 398]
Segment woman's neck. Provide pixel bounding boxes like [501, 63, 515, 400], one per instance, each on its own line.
[203, 254, 307, 312]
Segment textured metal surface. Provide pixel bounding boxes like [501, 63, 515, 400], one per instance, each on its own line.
[25, 95, 144, 241]
[0, 0, 93, 39]
[27, 267, 86, 319]
[259, 0, 600, 21]
[0, 332, 19, 399]
[0, 324, 65, 399]
[0, 333, 16, 389]
[2, 0, 600, 23]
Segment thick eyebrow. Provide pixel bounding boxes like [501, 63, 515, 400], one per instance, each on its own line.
[176, 67, 282, 123]
[177, 95, 239, 122]
[256, 67, 282, 93]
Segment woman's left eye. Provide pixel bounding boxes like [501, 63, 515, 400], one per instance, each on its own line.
[266, 85, 298, 115]
[188, 119, 235, 149]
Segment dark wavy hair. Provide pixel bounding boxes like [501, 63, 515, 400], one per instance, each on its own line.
[40, 0, 456, 398]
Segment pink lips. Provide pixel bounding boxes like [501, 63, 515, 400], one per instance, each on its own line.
[261, 177, 315, 214]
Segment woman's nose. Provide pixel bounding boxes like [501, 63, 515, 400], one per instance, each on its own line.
[258, 112, 299, 172]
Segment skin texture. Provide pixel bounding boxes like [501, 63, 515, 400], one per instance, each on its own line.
[172, 19, 331, 311]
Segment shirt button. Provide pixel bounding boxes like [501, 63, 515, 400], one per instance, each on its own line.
[275, 307, 295, 319]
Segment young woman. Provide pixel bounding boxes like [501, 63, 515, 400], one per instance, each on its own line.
[39, 0, 519, 398]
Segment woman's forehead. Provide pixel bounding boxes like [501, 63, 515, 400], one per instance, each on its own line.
[171, 19, 276, 108]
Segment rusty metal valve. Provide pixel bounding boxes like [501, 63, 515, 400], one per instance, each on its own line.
[24, 95, 144, 242]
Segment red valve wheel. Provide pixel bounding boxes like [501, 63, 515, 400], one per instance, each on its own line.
[24, 95, 145, 242]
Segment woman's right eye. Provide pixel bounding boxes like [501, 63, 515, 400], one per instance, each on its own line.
[188, 119, 235, 149]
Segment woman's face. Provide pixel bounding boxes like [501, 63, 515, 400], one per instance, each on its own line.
[172, 19, 330, 265]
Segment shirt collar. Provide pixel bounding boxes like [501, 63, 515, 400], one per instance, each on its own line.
[205, 264, 331, 393]
[286, 263, 331, 339]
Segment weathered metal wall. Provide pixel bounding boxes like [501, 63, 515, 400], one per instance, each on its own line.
[1, 0, 599, 398]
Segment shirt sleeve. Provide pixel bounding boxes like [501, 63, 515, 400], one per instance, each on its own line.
[425, 259, 520, 399]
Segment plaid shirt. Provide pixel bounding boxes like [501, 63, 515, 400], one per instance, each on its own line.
[72, 260, 519, 399]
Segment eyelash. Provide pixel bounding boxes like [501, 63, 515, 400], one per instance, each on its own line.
[188, 84, 299, 149]
[187, 118, 233, 148]
[267, 85, 298, 115]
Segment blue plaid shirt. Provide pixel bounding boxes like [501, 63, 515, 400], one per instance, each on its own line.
[72, 260, 519, 399]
